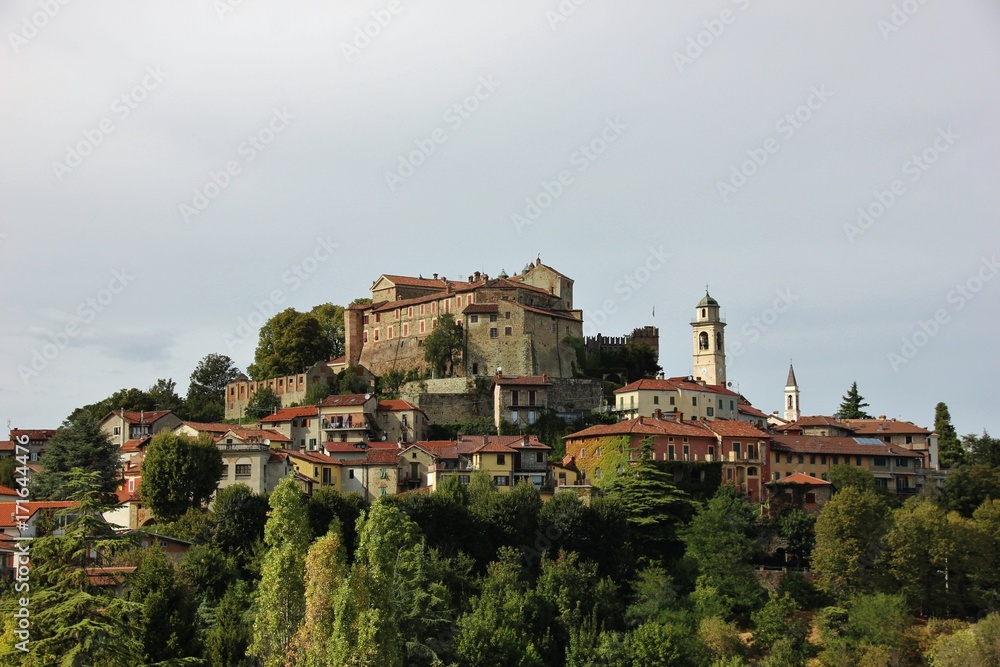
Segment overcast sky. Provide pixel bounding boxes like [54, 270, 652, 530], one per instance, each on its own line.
[2, 0, 998, 436]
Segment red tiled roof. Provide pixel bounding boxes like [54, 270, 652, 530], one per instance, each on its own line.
[85, 566, 136, 587]
[215, 428, 292, 444]
[775, 416, 854, 432]
[179, 421, 234, 434]
[323, 442, 369, 453]
[738, 404, 769, 419]
[9, 429, 56, 441]
[493, 374, 551, 387]
[565, 416, 711, 440]
[665, 377, 740, 396]
[359, 449, 401, 465]
[0, 441, 13, 452]
[463, 303, 499, 314]
[377, 400, 421, 412]
[114, 489, 140, 504]
[770, 435, 922, 458]
[0, 501, 78, 528]
[120, 437, 150, 454]
[112, 410, 174, 425]
[287, 450, 342, 465]
[378, 274, 474, 291]
[329, 356, 347, 365]
[512, 302, 580, 321]
[260, 406, 320, 422]
[702, 420, 769, 438]
[842, 419, 931, 435]
[320, 394, 371, 407]
[0, 485, 20, 497]
[771, 472, 831, 486]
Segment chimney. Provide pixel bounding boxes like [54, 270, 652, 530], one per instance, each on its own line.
[474, 271, 481, 281]
[653, 408, 662, 420]
[878, 415, 886, 420]
[675, 411, 683, 423]
[433, 273, 438, 280]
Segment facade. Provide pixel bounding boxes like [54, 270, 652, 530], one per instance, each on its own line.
[376, 400, 428, 444]
[224, 360, 338, 420]
[7, 429, 56, 462]
[584, 326, 660, 362]
[286, 450, 342, 492]
[492, 372, 551, 430]
[614, 377, 744, 422]
[343, 260, 583, 379]
[318, 393, 380, 452]
[768, 435, 924, 493]
[341, 449, 401, 502]
[214, 428, 292, 495]
[100, 410, 182, 450]
[411, 435, 552, 492]
[841, 418, 938, 469]
[259, 406, 323, 451]
[766, 473, 833, 513]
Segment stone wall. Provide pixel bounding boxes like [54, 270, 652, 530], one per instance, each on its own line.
[548, 378, 603, 416]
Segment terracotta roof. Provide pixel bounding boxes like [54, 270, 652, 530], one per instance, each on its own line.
[323, 442, 369, 453]
[770, 435, 922, 458]
[110, 410, 175, 425]
[0, 501, 78, 528]
[771, 472, 831, 486]
[368, 440, 403, 450]
[0, 441, 12, 452]
[614, 377, 740, 397]
[287, 450, 342, 465]
[320, 394, 372, 407]
[775, 416, 854, 432]
[738, 404, 769, 419]
[565, 416, 711, 440]
[614, 378, 682, 393]
[215, 428, 291, 444]
[268, 451, 289, 463]
[842, 419, 931, 436]
[260, 406, 320, 422]
[377, 400, 422, 412]
[329, 355, 347, 365]
[359, 449, 401, 465]
[702, 420, 769, 438]
[179, 421, 234, 434]
[120, 437, 151, 453]
[463, 303, 500, 314]
[0, 485, 20, 497]
[512, 302, 580, 321]
[493, 374, 551, 387]
[371, 292, 448, 312]
[665, 377, 740, 396]
[114, 489, 140, 504]
[9, 429, 56, 441]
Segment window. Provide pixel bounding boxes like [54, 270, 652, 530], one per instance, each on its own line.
[594, 447, 601, 457]
[798, 454, 804, 464]
[773, 472, 779, 481]
[709, 446, 715, 457]
[490, 328, 498, 338]
[349, 469, 355, 479]
[875, 478, 888, 489]
[786, 454, 792, 463]
[493, 475, 510, 486]
[496, 454, 506, 465]
[472, 363, 479, 374]
[748, 444, 756, 459]
[388, 326, 394, 339]
[668, 445, 675, 460]
[420, 320, 426, 333]
[579, 448, 585, 458]
[528, 411, 536, 424]
[905, 435, 913, 444]
[504, 326, 512, 336]
[856, 455, 862, 466]
[873, 456, 887, 467]
[805, 492, 816, 504]
[511, 391, 519, 406]
[528, 390, 536, 406]
[489, 313, 498, 322]
[113, 426, 121, 436]
[683, 445, 689, 457]
[706, 407, 714, 417]
[221, 465, 229, 478]
[775, 453, 781, 464]
[833, 455, 839, 465]
[895, 457, 910, 467]
[669, 396, 676, 405]
[511, 411, 519, 425]
[821, 455, 827, 465]
[380, 468, 388, 479]
[420, 304, 425, 315]
[535, 452, 543, 463]
[595, 467, 602, 480]
[692, 397, 697, 406]
[810, 454, 816, 464]
[374, 329, 379, 341]
[380, 487, 387, 496]
[364, 330, 369, 343]
[459, 474, 470, 484]
[653, 396, 659, 405]
[235, 464, 251, 478]
[402, 324, 408, 336]
[748, 467, 757, 476]
[471, 315, 478, 323]
[375, 313, 381, 323]
[505, 311, 510, 319]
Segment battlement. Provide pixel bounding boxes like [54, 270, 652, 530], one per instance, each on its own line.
[584, 326, 659, 356]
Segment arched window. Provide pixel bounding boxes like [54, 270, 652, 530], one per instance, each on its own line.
[788, 395, 793, 408]
[716, 332, 723, 351]
[699, 332, 709, 350]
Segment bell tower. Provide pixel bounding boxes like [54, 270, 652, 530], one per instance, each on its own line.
[691, 290, 726, 386]
[784, 364, 800, 422]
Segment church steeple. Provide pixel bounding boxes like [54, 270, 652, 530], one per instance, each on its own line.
[784, 364, 800, 422]
[691, 290, 726, 386]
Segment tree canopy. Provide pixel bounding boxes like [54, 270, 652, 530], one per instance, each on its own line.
[247, 307, 335, 380]
[33, 413, 122, 500]
[424, 312, 463, 377]
[140, 432, 223, 521]
[187, 353, 242, 422]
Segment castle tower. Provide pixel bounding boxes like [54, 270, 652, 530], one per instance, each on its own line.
[784, 364, 800, 422]
[691, 291, 726, 386]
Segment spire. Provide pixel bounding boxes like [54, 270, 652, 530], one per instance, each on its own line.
[785, 364, 798, 388]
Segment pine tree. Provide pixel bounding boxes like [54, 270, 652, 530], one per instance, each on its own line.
[836, 382, 873, 420]
[32, 414, 122, 500]
[934, 402, 963, 468]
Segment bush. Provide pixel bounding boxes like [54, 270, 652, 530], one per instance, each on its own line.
[758, 636, 805, 667]
[751, 592, 808, 652]
[698, 616, 746, 661]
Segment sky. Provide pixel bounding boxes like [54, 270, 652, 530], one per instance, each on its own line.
[2, 0, 998, 436]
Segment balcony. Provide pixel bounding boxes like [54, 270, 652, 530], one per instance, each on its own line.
[219, 442, 270, 452]
[321, 419, 367, 431]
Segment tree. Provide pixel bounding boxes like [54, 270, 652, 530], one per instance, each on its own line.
[812, 487, 889, 601]
[829, 464, 875, 493]
[247, 308, 334, 380]
[424, 312, 463, 377]
[205, 581, 254, 667]
[187, 353, 242, 422]
[966, 431, 1000, 468]
[244, 385, 282, 420]
[0, 457, 16, 489]
[836, 381, 872, 420]
[128, 550, 200, 663]
[307, 487, 366, 551]
[310, 303, 346, 359]
[777, 508, 816, 568]
[683, 487, 763, 619]
[751, 592, 808, 653]
[147, 377, 186, 414]
[212, 483, 269, 564]
[251, 476, 311, 667]
[140, 432, 223, 521]
[935, 402, 963, 468]
[33, 414, 122, 500]
[939, 463, 1000, 517]
[287, 529, 349, 666]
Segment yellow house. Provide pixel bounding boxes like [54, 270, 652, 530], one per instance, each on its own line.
[286, 450, 342, 494]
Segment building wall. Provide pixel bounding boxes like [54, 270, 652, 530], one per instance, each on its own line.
[769, 450, 919, 491]
[224, 362, 337, 420]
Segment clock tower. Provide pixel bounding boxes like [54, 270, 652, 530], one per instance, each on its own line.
[691, 291, 727, 386]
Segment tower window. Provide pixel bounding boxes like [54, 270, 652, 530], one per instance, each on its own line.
[699, 332, 709, 350]
[702, 308, 707, 318]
